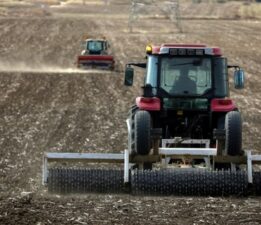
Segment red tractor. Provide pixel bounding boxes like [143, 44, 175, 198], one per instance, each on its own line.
[43, 44, 261, 196]
[77, 38, 114, 70]
[125, 44, 245, 168]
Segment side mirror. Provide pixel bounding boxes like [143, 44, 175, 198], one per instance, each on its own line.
[234, 69, 245, 89]
[124, 67, 134, 86]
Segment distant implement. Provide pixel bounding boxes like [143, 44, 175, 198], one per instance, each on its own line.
[77, 38, 114, 70]
[43, 43, 261, 196]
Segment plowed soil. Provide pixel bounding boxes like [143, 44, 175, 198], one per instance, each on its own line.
[0, 1, 261, 224]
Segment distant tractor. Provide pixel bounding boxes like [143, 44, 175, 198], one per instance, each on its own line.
[77, 38, 114, 70]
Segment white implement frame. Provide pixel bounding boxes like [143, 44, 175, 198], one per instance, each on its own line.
[42, 152, 125, 185]
[160, 138, 214, 168]
[247, 151, 261, 183]
[42, 139, 261, 186]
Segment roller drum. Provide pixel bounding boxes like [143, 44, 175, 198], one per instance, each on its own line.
[48, 168, 125, 194]
[131, 169, 248, 196]
[253, 172, 261, 195]
[48, 168, 261, 196]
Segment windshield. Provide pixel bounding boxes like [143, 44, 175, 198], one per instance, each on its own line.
[160, 57, 212, 96]
[87, 41, 103, 52]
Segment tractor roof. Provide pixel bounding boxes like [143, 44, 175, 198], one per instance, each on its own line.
[146, 43, 222, 56]
[85, 38, 107, 42]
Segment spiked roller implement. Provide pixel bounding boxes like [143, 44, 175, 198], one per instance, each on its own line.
[131, 169, 248, 196]
[43, 146, 261, 196]
[43, 152, 129, 194]
[48, 168, 125, 194]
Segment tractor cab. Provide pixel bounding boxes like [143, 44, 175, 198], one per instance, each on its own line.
[125, 44, 244, 101]
[82, 39, 109, 55]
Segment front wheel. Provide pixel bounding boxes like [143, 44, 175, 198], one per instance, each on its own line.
[134, 110, 151, 155]
[225, 111, 242, 156]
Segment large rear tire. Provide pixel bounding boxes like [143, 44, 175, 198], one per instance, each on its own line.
[225, 111, 242, 156]
[134, 110, 151, 155]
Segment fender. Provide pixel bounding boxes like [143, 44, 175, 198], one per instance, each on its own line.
[136, 97, 161, 111]
[211, 98, 237, 112]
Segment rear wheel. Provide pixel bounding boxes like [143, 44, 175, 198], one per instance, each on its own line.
[134, 110, 151, 155]
[225, 111, 242, 156]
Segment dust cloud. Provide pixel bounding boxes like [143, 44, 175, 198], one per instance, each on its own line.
[0, 61, 109, 74]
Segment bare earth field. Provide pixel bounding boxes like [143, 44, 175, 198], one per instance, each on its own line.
[0, 1, 261, 224]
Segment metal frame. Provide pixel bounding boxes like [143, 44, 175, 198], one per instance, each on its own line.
[124, 150, 129, 183]
[160, 138, 214, 167]
[162, 138, 210, 148]
[42, 152, 124, 185]
[42, 139, 261, 186]
[160, 148, 216, 156]
[247, 151, 261, 183]
[126, 118, 132, 153]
